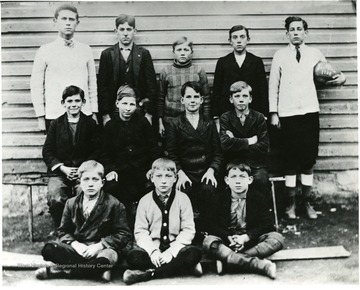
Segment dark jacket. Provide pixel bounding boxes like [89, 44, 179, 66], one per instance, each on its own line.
[209, 186, 275, 244]
[166, 113, 223, 183]
[220, 109, 269, 168]
[58, 190, 132, 252]
[100, 114, 161, 174]
[42, 112, 100, 173]
[97, 43, 158, 116]
[212, 52, 269, 117]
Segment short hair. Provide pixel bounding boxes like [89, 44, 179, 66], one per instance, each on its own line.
[172, 36, 193, 52]
[225, 161, 252, 176]
[180, 81, 202, 97]
[229, 81, 252, 96]
[285, 16, 308, 31]
[228, 25, 250, 40]
[116, 85, 138, 102]
[62, 85, 85, 102]
[151, 158, 177, 176]
[77, 160, 105, 179]
[115, 14, 136, 29]
[54, 4, 79, 21]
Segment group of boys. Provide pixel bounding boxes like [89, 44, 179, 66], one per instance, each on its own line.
[32, 4, 346, 284]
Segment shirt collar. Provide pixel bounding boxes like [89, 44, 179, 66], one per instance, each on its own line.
[236, 109, 250, 117]
[289, 43, 305, 51]
[119, 42, 133, 51]
[231, 191, 247, 200]
[57, 36, 76, 43]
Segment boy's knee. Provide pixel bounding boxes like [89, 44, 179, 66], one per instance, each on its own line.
[266, 232, 285, 247]
[97, 248, 118, 265]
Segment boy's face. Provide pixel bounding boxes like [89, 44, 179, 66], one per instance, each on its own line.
[225, 168, 253, 195]
[115, 22, 136, 47]
[287, 21, 308, 46]
[80, 170, 104, 198]
[116, 96, 137, 121]
[173, 42, 193, 64]
[229, 29, 249, 54]
[151, 169, 177, 195]
[229, 89, 252, 112]
[54, 9, 79, 39]
[181, 87, 203, 114]
[62, 94, 85, 118]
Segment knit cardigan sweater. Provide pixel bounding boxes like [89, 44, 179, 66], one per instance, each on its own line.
[134, 188, 195, 257]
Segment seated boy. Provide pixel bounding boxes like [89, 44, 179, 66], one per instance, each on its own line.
[219, 81, 271, 203]
[35, 160, 132, 282]
[166, 81, 223, 232]
[101, 85, 162, 227]
[42, 85, 100, 230]
[123, 158, 202, 285]
[158, 36, 211, 137]
[203, 161, 284, 279]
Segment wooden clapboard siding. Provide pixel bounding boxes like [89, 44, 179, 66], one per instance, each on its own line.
[1, 1, 357, 177]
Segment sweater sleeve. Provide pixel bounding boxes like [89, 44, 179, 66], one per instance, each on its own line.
[30, 46, 47, 117]
[198, 66, 211, 119]
[167, 193, 195, 257]
[86, 46, 98, 113]
[158, 67, 168, 118]
[134, 197, 159, 256]
[268, 51, 281, 113]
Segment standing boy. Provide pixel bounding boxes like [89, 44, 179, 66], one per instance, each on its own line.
[158, 36, 211, 137]
[101, 85, 161, 227]
[35, 160, 132, 282]
[123, 158, 202, 285]
[269, 16, 346, 219]
[166, 81, 223, 232]
[42, 85, 100, 229]
[203, 162, 284, 279]
[220, 81, 271, 203]
[98, 14, 158, 126]
[212, 25, 268, 127]
[31, 4, 98, 131]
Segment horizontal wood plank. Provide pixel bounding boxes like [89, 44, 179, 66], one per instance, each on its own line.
[2, 1, 355, 18]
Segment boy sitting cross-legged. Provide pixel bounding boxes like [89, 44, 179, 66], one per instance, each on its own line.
[35, 160, 132, 282]
[203, 161, 284, 279]
[123, 158, 202, 285]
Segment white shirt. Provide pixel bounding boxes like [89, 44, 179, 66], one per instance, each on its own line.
[30, 37, 98, 119]
[268, 43, 326, 117]
[234, 51, 246, 68]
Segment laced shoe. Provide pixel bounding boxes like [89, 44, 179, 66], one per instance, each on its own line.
[35, 266, 69, 280]
[101, 270, 112, 282]
[305, 202, 318, 219]
[123, 269, 154, 285]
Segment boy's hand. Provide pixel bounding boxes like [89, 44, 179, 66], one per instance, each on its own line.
[159, 250, 173, 264]
[71, 241, 89, 257]
[37, 116, 46, 132]
[226, 130, 234, 138]
[270, 113, 281, 129]
[60, 166, 78, 181]
[230, 234, 250, 252]
[201, 168, 217, 187]
[150, 250, 162, 268]
[159, 118, 166, 137]
[326, 72, 346, 86]
[176, 170, 192, 191]
[83, 242, 104, 259]
[102, 114, 111, 127]
[106, 171, 118, 182]
[248, 135, 258, 145]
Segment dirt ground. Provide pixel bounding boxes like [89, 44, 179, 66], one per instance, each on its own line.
[2, 197, 359, 285]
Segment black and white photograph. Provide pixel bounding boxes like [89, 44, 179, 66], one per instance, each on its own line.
[1, 0, 358, 286]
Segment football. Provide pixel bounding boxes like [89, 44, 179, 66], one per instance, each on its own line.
[314, 61, 340, 84]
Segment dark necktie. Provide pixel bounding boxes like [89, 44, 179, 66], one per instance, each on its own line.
[296, 46, 301, 62]
[159, 194, 168, 206]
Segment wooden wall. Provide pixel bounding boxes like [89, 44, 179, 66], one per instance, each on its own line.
[2, 1, 358, 181]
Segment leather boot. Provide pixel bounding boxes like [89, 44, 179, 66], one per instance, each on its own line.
[226, 251, 276, 279]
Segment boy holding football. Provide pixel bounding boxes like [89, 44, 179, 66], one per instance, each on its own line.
[268, 16, 346, 220]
